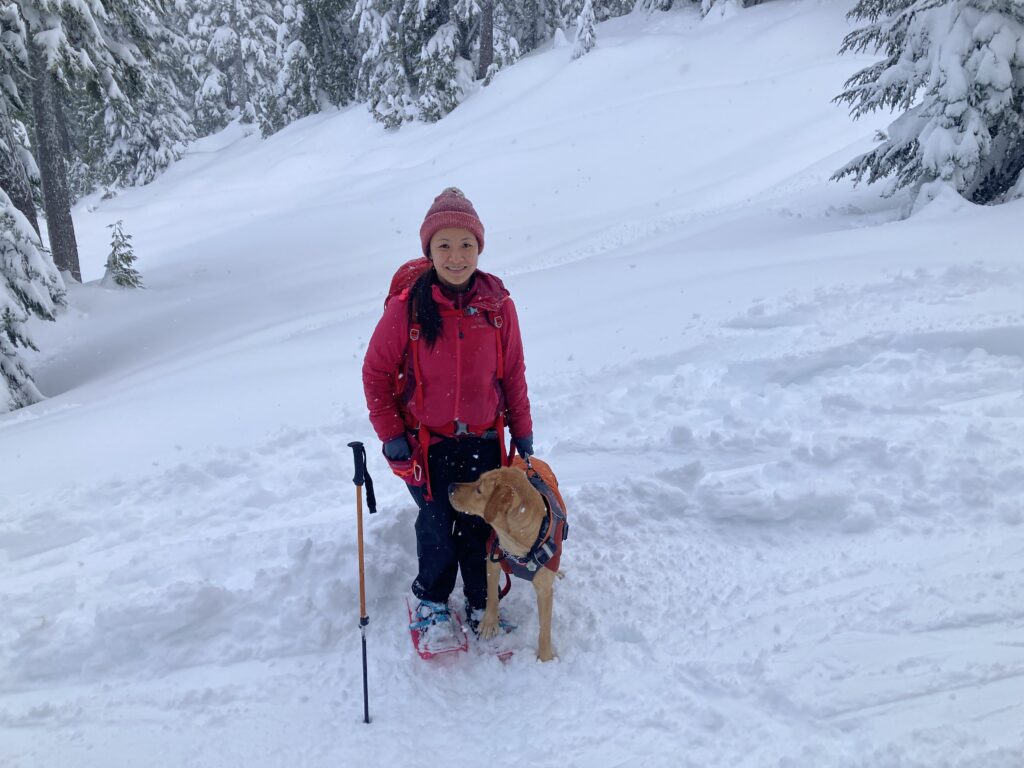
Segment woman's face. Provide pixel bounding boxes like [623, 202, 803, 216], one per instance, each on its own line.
[429, 227, 479, 289]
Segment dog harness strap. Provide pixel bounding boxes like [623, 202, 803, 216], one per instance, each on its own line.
[492, 505, 564, 581]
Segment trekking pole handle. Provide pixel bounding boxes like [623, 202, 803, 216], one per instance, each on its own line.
[348, 441, 377, 513]
[348, 441, 366, 486]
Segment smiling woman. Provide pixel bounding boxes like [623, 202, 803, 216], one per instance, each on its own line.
[361, 187, 536, 658]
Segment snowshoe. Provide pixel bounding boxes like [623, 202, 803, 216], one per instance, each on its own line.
[407, 597, 468, 659]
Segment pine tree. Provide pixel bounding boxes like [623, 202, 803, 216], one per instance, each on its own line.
[187, 0, 281, 131]
[555, 0, 581, 32]
[16, 0, 178, 279]
[495, 0, 553, 54]
[186, 0, 234, 133]
[0, 6, 41, 234]
[592, 0, 630, 21]
[86, 0, 197, 189]
[834, 0, 1024, 205]
[355, 0, 416, 127]
[300, 0, 359, 109]
[633, 0, 674, 13]
[417, 21, 462, 121]
[0, 187, 64, 412]
[482, 2, 523, 83]
[572, 0, 596, 59]
[46, 0, 200, 196]
[102, 219, 142, 288]
[259, 0, 317, 135]
[26, 33, 81, 280]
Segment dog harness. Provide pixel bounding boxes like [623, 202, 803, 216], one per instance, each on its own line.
[487, 468, 569, 583]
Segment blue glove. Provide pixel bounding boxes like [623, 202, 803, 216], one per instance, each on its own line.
[513, 434, 534, 457]
[383, 436, 412, 461]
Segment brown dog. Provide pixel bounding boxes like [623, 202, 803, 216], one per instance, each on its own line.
[449, 467, 561, 662]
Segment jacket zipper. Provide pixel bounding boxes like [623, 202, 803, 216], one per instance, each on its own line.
[454, 293, 464, 422]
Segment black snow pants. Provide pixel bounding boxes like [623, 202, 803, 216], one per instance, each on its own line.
[407, 435, 500, 611]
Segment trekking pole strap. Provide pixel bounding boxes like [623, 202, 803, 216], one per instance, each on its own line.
[347, 441, 377, 514]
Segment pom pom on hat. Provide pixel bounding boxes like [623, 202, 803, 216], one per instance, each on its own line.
[420, 187, 485, 257]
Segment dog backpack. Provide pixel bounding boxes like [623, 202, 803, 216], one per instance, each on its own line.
[512, 455, 568, 525]
[489, 454, 569, 589]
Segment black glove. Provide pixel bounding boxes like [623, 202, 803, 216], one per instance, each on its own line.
[383, 436, 412, 461]
[513, 433, 534, 457]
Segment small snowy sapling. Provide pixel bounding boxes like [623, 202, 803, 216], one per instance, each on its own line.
[103, 221, 143, 289]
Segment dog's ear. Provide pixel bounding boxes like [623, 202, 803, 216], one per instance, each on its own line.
[483, 483, 516, 524]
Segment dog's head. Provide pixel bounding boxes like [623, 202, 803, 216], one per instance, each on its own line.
[449, 467, 542, 545]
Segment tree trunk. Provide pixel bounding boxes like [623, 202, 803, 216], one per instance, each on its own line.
[477, 0, 494, 80]
[230, 1, 249, 115]
[316, 9, 335, 68]
[28, 39, 81, 282]
[53, 83, 74, 158]
[0, 102, 41, 236]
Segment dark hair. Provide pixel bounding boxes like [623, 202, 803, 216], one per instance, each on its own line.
[408, 268, 443, 347]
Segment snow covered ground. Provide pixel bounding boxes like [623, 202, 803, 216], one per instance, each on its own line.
[3, 1, 1023, 766]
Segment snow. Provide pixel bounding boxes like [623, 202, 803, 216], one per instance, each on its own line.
[3, 1, 1024, 766]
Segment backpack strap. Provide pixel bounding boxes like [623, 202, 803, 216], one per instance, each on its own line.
[491, 312, 504, 380]
[407, 323, 437, 500]
[402, 311, 509, 499]
[409, 323, 425, 413]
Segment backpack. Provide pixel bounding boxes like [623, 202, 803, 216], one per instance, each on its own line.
[385, 257, 432, 308]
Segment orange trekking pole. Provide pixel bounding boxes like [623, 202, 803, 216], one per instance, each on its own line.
[348, 441, 376, 724]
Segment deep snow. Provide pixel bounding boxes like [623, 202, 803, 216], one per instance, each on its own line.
[2, 2, 1023, 767]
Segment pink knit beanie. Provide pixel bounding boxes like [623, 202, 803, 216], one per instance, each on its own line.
[419, 187, 485, 257]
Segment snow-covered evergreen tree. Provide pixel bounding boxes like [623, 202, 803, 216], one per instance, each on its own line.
[573, 0, 596, 58]
[186, 0, 233, 132]
[300, 0, 359, 108]
[102, 219, 142, 288]
[259, 0, 317, 135]
[355, 0, 416, 127]
[483, 13, 521, 84]
[0, 187, 64, 411]
[592, 0, 630, 21]
[187, 0, 280, 131]
[69, 0, 196, 192]
[0, 4, 41, 233]
[417, 21, 462, 121]
[835, 0, 1024, 205]
[634, 0, 676, 13]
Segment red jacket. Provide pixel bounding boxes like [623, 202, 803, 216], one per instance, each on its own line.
[362, 270, 532, 444]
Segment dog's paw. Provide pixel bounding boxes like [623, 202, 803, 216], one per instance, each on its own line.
[536, 647, 556, 662]
[478, 616, 501, 640]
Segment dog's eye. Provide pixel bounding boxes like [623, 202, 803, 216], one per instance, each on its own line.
[475, 487, 482, 495]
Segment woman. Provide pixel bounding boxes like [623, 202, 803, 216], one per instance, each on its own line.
[362, 187, 534, 647]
